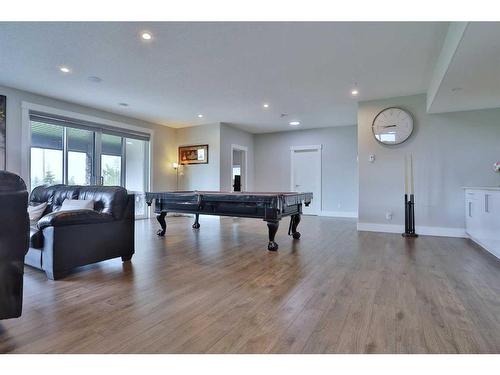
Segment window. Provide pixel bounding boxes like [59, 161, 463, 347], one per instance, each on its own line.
[29, 112, 151, 218]
[101, 134, 123, 186]
[125, 138, 149, 216]
[30, 122, 63, 188]
[67, 127, 94, 185]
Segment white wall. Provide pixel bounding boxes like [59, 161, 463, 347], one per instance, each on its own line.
[358, 94, 500, 236]
[254, 126, 358, 216]
[219, 123, 255, 191]
[0, 84, 177, 191]
[175, 123, 221, 191]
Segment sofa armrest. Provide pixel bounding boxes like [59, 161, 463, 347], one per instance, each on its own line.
[37, 210, 114, 230]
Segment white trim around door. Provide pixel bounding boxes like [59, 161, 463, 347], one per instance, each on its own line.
[290, 144, 322, 215]
[230, 144, 248, 192]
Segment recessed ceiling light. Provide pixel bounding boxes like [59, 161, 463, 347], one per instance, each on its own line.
[119, 102, 129, 107]
[141, 32, 152, 41]
[59, 66, 71, 73]
[88, 76, 102, 83]
[351, 82, 359, 96]
[289, 121, 300, 126]
[263, 103, 270, 109]
[197, 114, 204, 118]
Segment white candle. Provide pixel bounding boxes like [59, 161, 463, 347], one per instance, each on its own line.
[410, 154, 414, 195]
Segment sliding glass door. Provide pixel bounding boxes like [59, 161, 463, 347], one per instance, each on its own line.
[125, 138, 148, 217]
[67, 127, 94, 185]
[101, 133, 123, 186]
[29, 116, 150, 218]
[30, 122, 64, 187]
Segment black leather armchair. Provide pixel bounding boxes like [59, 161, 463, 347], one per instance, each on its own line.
[0, 171, 29, 319]
[25, 185, 135, 280]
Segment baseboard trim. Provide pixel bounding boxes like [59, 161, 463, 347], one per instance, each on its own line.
[357, 222, 467, 238]
[320, 211, 358, 218]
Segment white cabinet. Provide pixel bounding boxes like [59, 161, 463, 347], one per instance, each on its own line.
[465, 188, 500, 259]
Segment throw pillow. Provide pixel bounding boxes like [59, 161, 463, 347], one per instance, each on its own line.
[59, 199, 95, 212]
[28, 202, 48, 222]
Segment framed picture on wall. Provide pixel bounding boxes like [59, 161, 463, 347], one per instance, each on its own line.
[179, 144, 209, 165]
[0, 95, 6, 170]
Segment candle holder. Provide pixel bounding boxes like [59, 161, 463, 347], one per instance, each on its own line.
[402, 193, 418, 238]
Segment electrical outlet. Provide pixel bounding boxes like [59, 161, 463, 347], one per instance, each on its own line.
[385, 211, 393, 221]
[369, 154, 376, 163]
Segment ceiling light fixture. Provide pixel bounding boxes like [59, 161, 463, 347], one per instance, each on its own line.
[263, 103, 270, 109]
[289, 121, 301, 126]
[451, 87, 463, 92]
[141, 32, 152, 41]
[119, 102, 129, 107]
[197, 114, 204, 118]
[351, 82, 359, 96]
[59, 66, 71, 73]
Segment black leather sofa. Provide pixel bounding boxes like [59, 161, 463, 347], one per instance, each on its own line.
[25, 185, 135, 280]
[0, 171, 29, 319]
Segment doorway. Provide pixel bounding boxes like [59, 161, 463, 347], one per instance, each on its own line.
[290, 145, 322, 215]
[230, 144, 248, 192]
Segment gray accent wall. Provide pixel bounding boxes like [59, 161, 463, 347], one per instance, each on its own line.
[0, 84, 177, 191]
[254, 126, 358, 215]
[358, 94, 500, 232]
[219, 123, 255, 191]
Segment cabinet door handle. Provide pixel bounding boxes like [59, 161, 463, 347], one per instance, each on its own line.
[485, 194, 490, 213]
[469, 201, 472, 217]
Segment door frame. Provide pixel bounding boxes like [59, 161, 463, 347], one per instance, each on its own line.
[230, 144, 248, 192]
[290, 144, 322, 214]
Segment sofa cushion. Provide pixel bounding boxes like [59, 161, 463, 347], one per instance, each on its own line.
[52, 187, 80, 211]
[29, 224, 44, 249]
[78, 186, 128, 219]
[29, 185, 62, 214]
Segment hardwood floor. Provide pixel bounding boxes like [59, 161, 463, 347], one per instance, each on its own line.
[1, 215, 499, 353]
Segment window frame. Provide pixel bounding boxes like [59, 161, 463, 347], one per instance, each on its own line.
[22, 102, 153, 218]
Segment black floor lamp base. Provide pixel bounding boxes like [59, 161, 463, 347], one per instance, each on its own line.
[402, 232, 419, 238]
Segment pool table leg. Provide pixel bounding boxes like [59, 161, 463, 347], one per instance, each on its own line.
[192, 213, 200, 229]
[156, 211, 167, 236]
[290, 214, 301, 239]
[266, 220, 280, 251]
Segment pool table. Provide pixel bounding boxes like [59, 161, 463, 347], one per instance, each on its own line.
[145, 191, 313, 251]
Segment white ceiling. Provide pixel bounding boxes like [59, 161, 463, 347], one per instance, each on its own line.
[0, 22, 448, 133]
[427, 22, 500, 114]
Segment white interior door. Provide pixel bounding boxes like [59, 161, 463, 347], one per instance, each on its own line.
[291, 146, 321, 215]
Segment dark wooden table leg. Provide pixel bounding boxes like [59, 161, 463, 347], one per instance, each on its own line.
[192, 213, 200, 229]
[291, 214, 301, 239]
[266, 220, 280, 251]
[156, 211, 167, 236]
